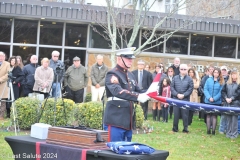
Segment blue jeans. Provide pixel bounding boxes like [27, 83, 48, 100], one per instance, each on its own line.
[219, 114, 227, 133]
[51, 83, 61, 98]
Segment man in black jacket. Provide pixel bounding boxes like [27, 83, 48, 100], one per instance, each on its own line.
[171, 64, 193, 133]
[22, 55, 39, 97]
[171, 57, 180, 76]
[132, 60, 153, 120]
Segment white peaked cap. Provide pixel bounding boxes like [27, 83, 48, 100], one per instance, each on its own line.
[115, 47, 136, 59]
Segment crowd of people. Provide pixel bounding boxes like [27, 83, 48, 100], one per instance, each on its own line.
[0, 50, 90, 120]
[0, 48, 240, 141]
[145, 57, 240, 139]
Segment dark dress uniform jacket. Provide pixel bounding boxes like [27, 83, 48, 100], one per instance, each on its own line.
[104, 65, 142, 130]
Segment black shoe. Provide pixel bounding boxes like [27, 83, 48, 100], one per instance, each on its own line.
[212, 131, 215, 135]
[172, 128, 178, 132]
[207, 130, 211, 134]
[182, 130, 189, 133]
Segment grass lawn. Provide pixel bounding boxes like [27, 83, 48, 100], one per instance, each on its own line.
[1, 115, 240, 160]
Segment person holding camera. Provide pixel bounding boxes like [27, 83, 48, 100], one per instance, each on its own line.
[33, 58, 54, 98]
[64, 56, 88, 103]
[49, 50, 65, 98]
[0, 52, 10, 120]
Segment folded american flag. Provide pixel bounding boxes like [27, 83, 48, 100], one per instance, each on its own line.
[106, 141, 155, 154]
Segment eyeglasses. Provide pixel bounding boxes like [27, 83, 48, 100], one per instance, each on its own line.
[180, 69, 187, 71]
[168, 71, 173, 72]
[54, 56, 59, 57]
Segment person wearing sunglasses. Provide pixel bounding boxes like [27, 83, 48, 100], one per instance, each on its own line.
[171, 64, 194, 133]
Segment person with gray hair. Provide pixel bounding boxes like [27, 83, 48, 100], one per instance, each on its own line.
[171, 64, 194, 133]
[132, 60, 153, 120]
[90, 54, 108, 101]
[49, 50, 65, 98]
[171, 57, 181, 76]
[22, 55, 39, 97]
[0, 51, 10, 120]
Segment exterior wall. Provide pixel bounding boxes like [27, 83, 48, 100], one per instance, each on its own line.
[186, 0, 240, 20]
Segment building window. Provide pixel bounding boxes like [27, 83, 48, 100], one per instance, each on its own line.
[238, 38, 240, 59]
[40, 21, 63, 46]
[165, 0, 178, 13]
[214, 36, 236, 58]
[90, 26, 110, 49]
[190, 34, 213, 57]
[141, 30, 164, 53]
[14, 19, 38, 44]
[65, 23, 88, 47]
[13, 46, 36, 65]
[0, 45, 10, 60]
[64, 49, 86, 68]
[165, 32, 188, 55]
[116, 29, 139, 49]
[0, 18, 12, 42]
[90, 26, 139, 49]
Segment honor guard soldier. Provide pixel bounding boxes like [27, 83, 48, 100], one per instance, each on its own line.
[104, 47, 150, 142]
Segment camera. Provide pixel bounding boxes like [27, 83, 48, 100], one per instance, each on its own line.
[56, 63, 64, 71]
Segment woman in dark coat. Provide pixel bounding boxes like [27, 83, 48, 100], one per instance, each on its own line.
[6, 56, 24, 118]
[221, 69, 240, 139]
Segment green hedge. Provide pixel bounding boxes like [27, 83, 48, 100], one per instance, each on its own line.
[13, 97, 144, 130]
[13, 97, 40, 129]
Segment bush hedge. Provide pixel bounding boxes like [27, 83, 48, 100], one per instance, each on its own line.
[13, 97, 40, 129]
[13, 97, 144, 130]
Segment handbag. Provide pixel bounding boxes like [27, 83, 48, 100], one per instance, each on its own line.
[197, 87, 203, 97]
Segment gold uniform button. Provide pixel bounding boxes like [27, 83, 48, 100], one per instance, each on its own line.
[118, 105, 120, 108]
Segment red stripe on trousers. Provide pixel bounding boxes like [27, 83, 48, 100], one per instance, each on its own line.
[108, 125, 111, 142]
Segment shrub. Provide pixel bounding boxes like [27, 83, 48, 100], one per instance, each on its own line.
[135, 104, 144, 129]
[74, 102, 144, 130]
[84, 93, 92, 102]
[74, 101, 103, 129]
[13, 97, 40, 129]
[40, 98, 75, 126]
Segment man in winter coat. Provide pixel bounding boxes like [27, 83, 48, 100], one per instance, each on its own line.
[22, 55, 39, 97]
[64, 56, 88, 103]
[171, 64, 194, 133]
[90, 55, 108, 101]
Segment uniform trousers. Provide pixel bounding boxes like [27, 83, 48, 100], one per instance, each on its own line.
[173, 106, 189, 131]
[91, 86, 105, 101]
[107, 125, 132, 142]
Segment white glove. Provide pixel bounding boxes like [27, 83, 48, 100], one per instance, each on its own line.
[137, 94, 150, 103]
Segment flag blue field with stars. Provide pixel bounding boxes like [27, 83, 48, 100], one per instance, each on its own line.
[107, 141, 155, 154]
